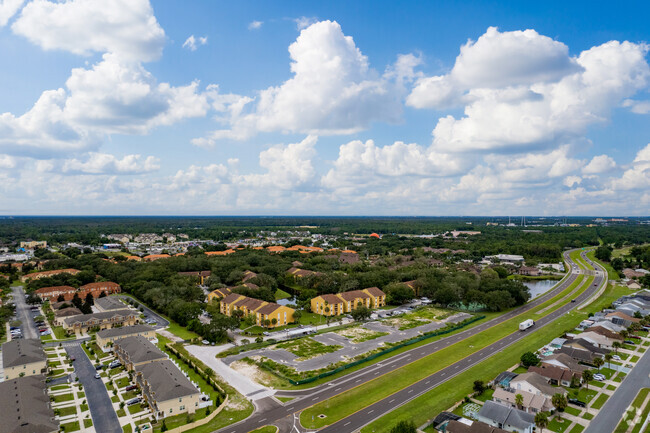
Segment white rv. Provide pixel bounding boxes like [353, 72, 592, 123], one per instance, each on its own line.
[519, 319, 535, 331]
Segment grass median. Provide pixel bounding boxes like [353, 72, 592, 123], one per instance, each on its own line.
[301, 274, 591, 428]
[360, 305, 597, 433]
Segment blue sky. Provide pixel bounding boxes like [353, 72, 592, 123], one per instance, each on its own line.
[0, 0, 649, 215]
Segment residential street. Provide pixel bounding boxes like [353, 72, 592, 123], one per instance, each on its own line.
[584, 343, 650, 433]
[65, 343, 122, 433]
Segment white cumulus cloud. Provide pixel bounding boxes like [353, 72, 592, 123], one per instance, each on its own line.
[248, 20, 262, 30]
[12, 0, 165, 61]
[583, 154, 617, 174]
[0, 0, 24, 26]
[407, 27, 650, 154]
[182, 34, 208, 51]
[62, 152, 160, 174]
[196, 20, 418, 141]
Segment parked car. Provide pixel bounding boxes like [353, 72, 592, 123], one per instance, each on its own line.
[262, 332, 270, 336]
[612, 355, 621, 361]
[125, 385, 138, 391]
[126, 397, 141, 406]
[109, 361, 122, 368]
[593, 374, 605, 381]
[94, 373, 101, 379]
[202, 340, 210, 345]
[569, 398, 586, 407]
[624, 340, 635, 345]
[95, 364, 104, 370]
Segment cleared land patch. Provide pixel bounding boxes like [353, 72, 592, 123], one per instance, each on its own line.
[275, 337, 342, 360]
[334, 326, 389, 343]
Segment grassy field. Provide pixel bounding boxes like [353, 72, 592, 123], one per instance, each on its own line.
[166, 320, 201, 340]
[275, 288, 291, 300]
[52, 393, 75, 403]
[612, 244, 650, 259]
[570, 249, 594, 271]
[60, 421, 80, 432]
[384, 306, 454, 330]
[301, 274, 593, 428]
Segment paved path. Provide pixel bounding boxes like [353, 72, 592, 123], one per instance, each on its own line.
[66, 343, 122, 433]
[584, 340, 650, 433]
[186, 344, 275, 401]
[214, 249, 600, 433]
[11, 285, 38, 339]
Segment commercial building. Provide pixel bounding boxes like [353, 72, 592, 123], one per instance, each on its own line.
[113, 335, 167, 370]
[2, 339, 47, 380]
[0, 375, 58, 433]
[96, 324, 157, 350]
[135, 359, 201, 420]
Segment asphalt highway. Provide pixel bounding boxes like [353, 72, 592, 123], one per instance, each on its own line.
[216, 249, 603, 433]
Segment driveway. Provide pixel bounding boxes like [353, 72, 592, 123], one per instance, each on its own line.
[11, 285, 38, 339]
[584, 344, 650, 433]
[65, 343, 122, 433]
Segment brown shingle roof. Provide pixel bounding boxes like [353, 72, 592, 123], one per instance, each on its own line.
[257, 303, 284, 315]
[320, 294, 344, 304]
[364, 287, 385, 297]
[338, 290, 371, 301]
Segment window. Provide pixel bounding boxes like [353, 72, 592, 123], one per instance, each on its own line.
[180, 405, 185, 411]
[179, 397, 182, 402]
[169, 408, 173, 414]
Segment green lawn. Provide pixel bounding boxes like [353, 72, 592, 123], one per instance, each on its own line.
[607, 384, 616, 391]
[276, 396, 294, 403]
[115, 376, 130, 388]
[52, 393, 75, 403]
[50, 384, 70, 391]
[83, 418, 93, 428]
[60, 421, 80, 432]
[583, 412, 594, 420]
[474, 388, 494, 402]
[123, 424, 132, 433]
[512, 366, 528, 374]
[116, 408, 126, 417]
[549, 416, 572, 433]
[614, 388, 650, 433]
[166, 320, 200, 340]
[564, 406, 581, 416]
[570, 387, 598, 403]
[128, 404, 144, 415]
[591, 393, 609, 409]
[56, 406, 78, 416]
[569, 424, 585, 433]
[357, 276, 611, 433]
[302, 274, 593, 429]
[275, 288, 291, 300]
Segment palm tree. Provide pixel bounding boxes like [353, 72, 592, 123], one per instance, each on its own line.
[582, 370, 593, 393]
[593, 357, 604, 373]
[620, 330, 629, 340]
[604, 353, 613, 369]
[613, 341, 622, 355]
[535, 412, 549, 433]
[515, 393, 524, 410]
[552, 393, 568, 419]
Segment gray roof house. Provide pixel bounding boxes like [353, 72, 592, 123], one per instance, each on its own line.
[2, 339, 46, 368]
[477, 401, 534, 433]
[113, 335, 167, 369]
[0, 375, 58, 433]
[94, 296, 128, 312]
